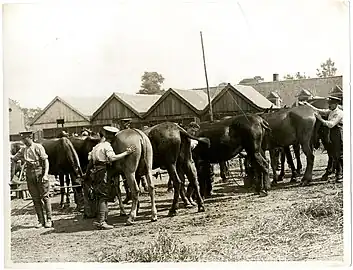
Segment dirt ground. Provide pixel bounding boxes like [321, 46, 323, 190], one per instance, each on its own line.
[9, 152, 344, 263]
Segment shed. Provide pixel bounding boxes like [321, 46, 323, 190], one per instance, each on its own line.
[30, 96, 106, 138]
[91, 92, 161, 129]
[142, 88, 210, 126]
[200, 83, 277, 121]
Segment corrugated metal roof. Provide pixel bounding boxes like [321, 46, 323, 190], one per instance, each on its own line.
[233, 84, 278, 109]
[60, 96, 107, 117]
[114, 92, 162, 113]
[171, 89, 210, 111]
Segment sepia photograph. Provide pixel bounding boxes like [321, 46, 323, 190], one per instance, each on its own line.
[1, 0, 351, 268]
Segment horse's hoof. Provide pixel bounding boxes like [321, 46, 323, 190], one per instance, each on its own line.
[184, 203, 193, 209]
[290, 178, 297, 183]
[277, 176, 284, 182]
[259, 191, 268, 197]
[300, 180, 310, 186]
[271, 181, 277, 186]
[198, 205, 205, 212]
[321, 174, 329, 182]
[125, 218, 135, 226]
[120, 212, 127, 217]
[168, 209, 177, 217]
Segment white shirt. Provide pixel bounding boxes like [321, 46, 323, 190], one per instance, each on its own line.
[88, 141, 115, 163]
[191, 139, 198, 150]
[324, 107, 343, 128]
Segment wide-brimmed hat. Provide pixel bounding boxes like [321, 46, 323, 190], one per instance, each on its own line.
[19, 131, 33, 138]
[103, 126, 120, 135]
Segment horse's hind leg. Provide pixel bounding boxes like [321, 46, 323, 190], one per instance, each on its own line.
[293, 143, 302, 174]
[59, 174, 65, 208]
[300, 142, 315, 185]
[124, 172, 140, 225]
[269, 149, 279, 184]
[65, 174, 71, 207]
[114, 175, 127, 216]
[144, 170, 158, 222]
[166, 163, 184, 216]
[184, 160, 205, 212]
[283, 146, 298, 182]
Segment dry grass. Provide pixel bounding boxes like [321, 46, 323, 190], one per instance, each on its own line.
[98, 189, 343, 262]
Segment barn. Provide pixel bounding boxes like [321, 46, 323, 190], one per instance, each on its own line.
[142, 88, 211, 126]
[200, 83, 277, 121]
[30, 96, 106, 138]
[90, 92, 161, 130]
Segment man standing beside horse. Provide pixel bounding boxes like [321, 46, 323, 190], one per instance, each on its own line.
[84, 126, 136, 230]
[11, 131, 53, 228]
[300, 95, 343, 182]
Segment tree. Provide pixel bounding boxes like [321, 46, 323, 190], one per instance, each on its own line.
[283, 74, 294, 80]
[22, 107, 42, 126]
[316, 58, 337, 78]
[138, 71, 165, 94]
[283, 72, 310, 80]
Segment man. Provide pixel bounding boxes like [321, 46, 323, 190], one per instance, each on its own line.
[300, 95, 343, 182]
[85, 126, 136, 230]
[11, 131, 52, 228]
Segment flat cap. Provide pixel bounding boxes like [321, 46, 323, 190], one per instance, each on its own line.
[103, 126, 120, 134]
[19, 131, 34, 137]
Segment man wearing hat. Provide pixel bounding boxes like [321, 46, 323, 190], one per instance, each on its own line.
[85, 126, 136, 230]
[300, 95, 343, 182]
[11, 131, 53, 228]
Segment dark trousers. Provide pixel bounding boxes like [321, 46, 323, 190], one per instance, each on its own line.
[330, 125, 343, 179]
[91, 166, 110, 223]
[26, 167, 52, 224]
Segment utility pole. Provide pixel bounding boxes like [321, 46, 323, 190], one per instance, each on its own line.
[200, 31, 214, 122]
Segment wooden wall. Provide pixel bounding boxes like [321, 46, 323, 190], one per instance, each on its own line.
[91, 97, 140, 126]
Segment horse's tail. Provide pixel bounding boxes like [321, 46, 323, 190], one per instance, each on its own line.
[60, 137, 83, 177]
[176, 125, 211, 148]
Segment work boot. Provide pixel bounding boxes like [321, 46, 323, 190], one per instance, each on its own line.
[35, 221, 44, 228]
[44, 219, 52, 228]
[95, 221, 114, 230]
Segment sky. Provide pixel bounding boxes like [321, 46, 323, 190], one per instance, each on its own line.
[2, 0, 349, 108]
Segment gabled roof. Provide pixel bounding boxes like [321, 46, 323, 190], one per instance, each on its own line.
[92, 92, 162, 120]
[330, 85, 343, 94]
[170, 88, 210, 110]
[267, 91, 281, 99]
[30, 96, 106, 126]
[296, 88, 313, 97]
[232, 84, 279, 109]
[244, 76, 343, 106]
[203, 83, 278, 113]
[60, 96, 107, 117]
[143, 88, 204, 117]
[190, 85, 226, 99]
[114, 92, 161, 113]
[30, 96, 89, 125]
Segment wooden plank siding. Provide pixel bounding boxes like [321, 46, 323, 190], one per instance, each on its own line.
[144, 92, 199, 121]
[31, 99, 90, 131]
[200, 87, 260, 121]
[91, 97, 140, 126]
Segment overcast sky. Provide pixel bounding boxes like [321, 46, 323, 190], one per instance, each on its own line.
[3, 0, 349, 108]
